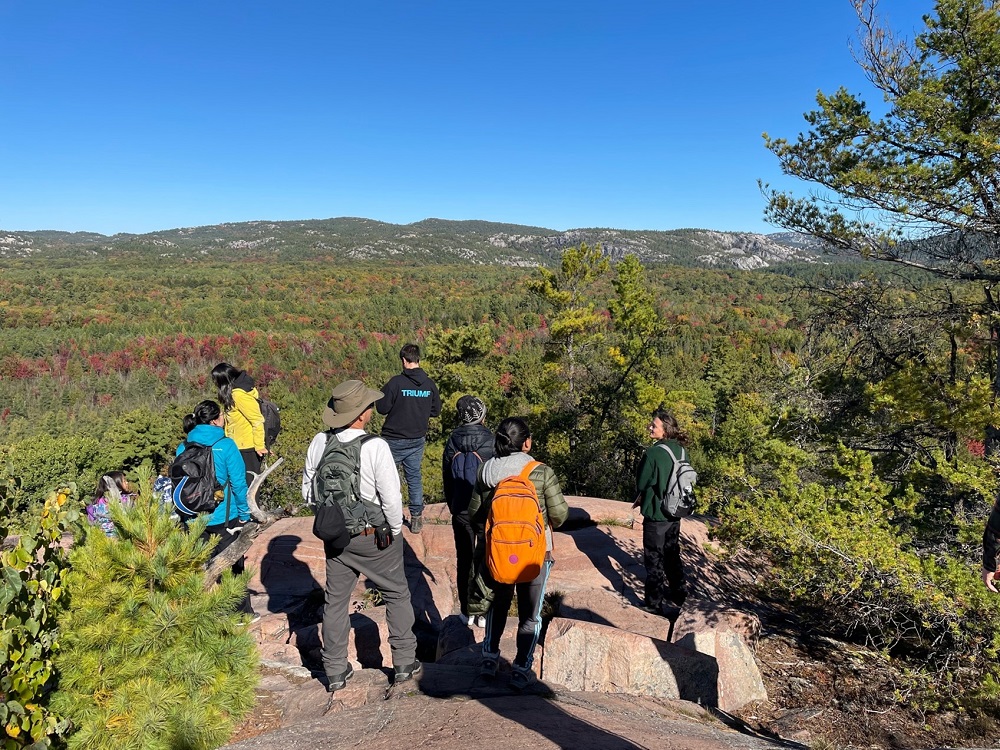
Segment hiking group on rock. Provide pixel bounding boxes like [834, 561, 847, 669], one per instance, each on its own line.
[90, 345, 696, 694]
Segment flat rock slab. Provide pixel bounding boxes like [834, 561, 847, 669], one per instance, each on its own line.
[242, 496, 767, 733]
[225, 664, 786, 750]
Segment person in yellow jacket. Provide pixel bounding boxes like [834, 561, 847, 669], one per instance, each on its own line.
[212, 362, 268, 485]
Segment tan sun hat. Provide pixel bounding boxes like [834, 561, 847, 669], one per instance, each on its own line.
[322, 380, 384, 429]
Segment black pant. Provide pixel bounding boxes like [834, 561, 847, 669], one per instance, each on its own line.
[451, 511, 475, 616]
[642, 518, 685, 608]
[239, 447, 261, 489]
[203, 519, 254, 615]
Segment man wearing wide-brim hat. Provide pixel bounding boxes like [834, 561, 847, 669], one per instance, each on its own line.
[302, 379, 421, 690]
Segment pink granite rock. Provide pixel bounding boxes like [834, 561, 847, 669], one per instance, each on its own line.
[244, 496, 765, 718]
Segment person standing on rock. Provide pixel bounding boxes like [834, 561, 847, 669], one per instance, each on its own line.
[635, 409, 690, 613]
[376, 343, 441, 534]
[468, 417, 568, 691]
[211, 362, 268, 488]
[175, 400, 256, 619]
[442, 395, 494, 628]
[303, 379, 421, 691]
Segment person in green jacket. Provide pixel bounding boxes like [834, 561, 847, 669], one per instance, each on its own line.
[635, 409, 689, 613]
[468, 417, 568, 691]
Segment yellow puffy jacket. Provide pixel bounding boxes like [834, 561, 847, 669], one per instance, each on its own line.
[225, 387, 265, 452]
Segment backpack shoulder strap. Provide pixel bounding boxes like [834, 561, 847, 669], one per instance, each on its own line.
[518, 460, 542, 480]
[657, 443, 687, 464]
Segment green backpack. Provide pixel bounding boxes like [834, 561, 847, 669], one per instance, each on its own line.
[311, 432, 386, 538]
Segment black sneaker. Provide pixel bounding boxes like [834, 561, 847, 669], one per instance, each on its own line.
[394, 660, 423, 683]
[480, 654, 499, 678]
[410, 515, 424, 534]
[326, 664, 354, 692]
[510, 666, 533, 691]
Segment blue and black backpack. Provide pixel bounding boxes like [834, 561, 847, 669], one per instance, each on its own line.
[448, 450, 483, 514]
[170, 439, 226, 517]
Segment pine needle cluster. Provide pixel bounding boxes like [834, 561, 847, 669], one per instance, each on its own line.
[51, 469, 259, 749]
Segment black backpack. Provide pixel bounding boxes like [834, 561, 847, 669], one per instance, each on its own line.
[311, 433, 386, 543]
[170, 439, 226, 517]
[257, 397, 281, 449]
[448, 450, 483, 514]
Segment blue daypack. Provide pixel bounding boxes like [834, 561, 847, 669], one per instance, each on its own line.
[448, 450, 483, 514]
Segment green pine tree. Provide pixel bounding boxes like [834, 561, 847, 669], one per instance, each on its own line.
[51, 468, 259, 749]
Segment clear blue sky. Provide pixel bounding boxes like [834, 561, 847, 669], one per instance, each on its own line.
[0, 0, 930, 235]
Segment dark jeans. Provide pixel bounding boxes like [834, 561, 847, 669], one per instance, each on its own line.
[642, 518, 685, 608]
[451, 511, 475, 616]
[385, 437, 425, 517]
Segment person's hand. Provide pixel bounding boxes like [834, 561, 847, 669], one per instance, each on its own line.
[257, 448, 269, 458]
[374, 524, 393, 550]
[984, 568, 998, 592]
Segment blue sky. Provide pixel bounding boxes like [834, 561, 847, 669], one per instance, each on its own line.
[0, 0, 931, 235]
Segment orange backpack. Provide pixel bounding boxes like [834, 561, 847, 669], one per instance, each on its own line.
[485, 461, 546, 584]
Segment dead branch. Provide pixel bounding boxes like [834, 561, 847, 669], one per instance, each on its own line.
[203, 457, 284, 586]
[247, 457, 284, 522]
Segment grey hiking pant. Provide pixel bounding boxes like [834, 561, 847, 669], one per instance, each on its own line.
[321, 531, 417, 677]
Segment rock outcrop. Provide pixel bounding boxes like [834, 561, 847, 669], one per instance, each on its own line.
[238, 495, 766, 735]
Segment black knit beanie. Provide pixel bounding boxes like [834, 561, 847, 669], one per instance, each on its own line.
[456, 395, 487, 425]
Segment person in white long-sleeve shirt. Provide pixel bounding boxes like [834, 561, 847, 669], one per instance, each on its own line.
[302, 425, 404, 536]
[302, 379, 420, 691]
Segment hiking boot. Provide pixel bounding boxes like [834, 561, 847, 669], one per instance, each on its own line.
[394, 660, 423, 683]
[510, 665, 533, 691]
[410, 515, 423, 534]
[326, 665, 354, 692]
[480, 653, 499, 678]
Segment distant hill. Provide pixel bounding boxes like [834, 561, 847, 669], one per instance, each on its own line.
[0, 218, 829, 269]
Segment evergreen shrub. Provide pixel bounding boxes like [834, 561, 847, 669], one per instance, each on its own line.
[51, 472, 259, 749]
[715, 443, 1000, 711]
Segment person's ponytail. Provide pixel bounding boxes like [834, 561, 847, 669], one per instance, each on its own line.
[494, 417, 531, 458]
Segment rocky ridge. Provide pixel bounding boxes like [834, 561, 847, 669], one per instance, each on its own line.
[0, 217, 823, 270]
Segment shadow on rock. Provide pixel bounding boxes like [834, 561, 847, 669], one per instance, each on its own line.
[479, 693, 646, 750]
[567, 525, 645, 607]
[403, 537, 443, 661]
[412, 663, 647, 750]
[259, 535, 325, 672]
